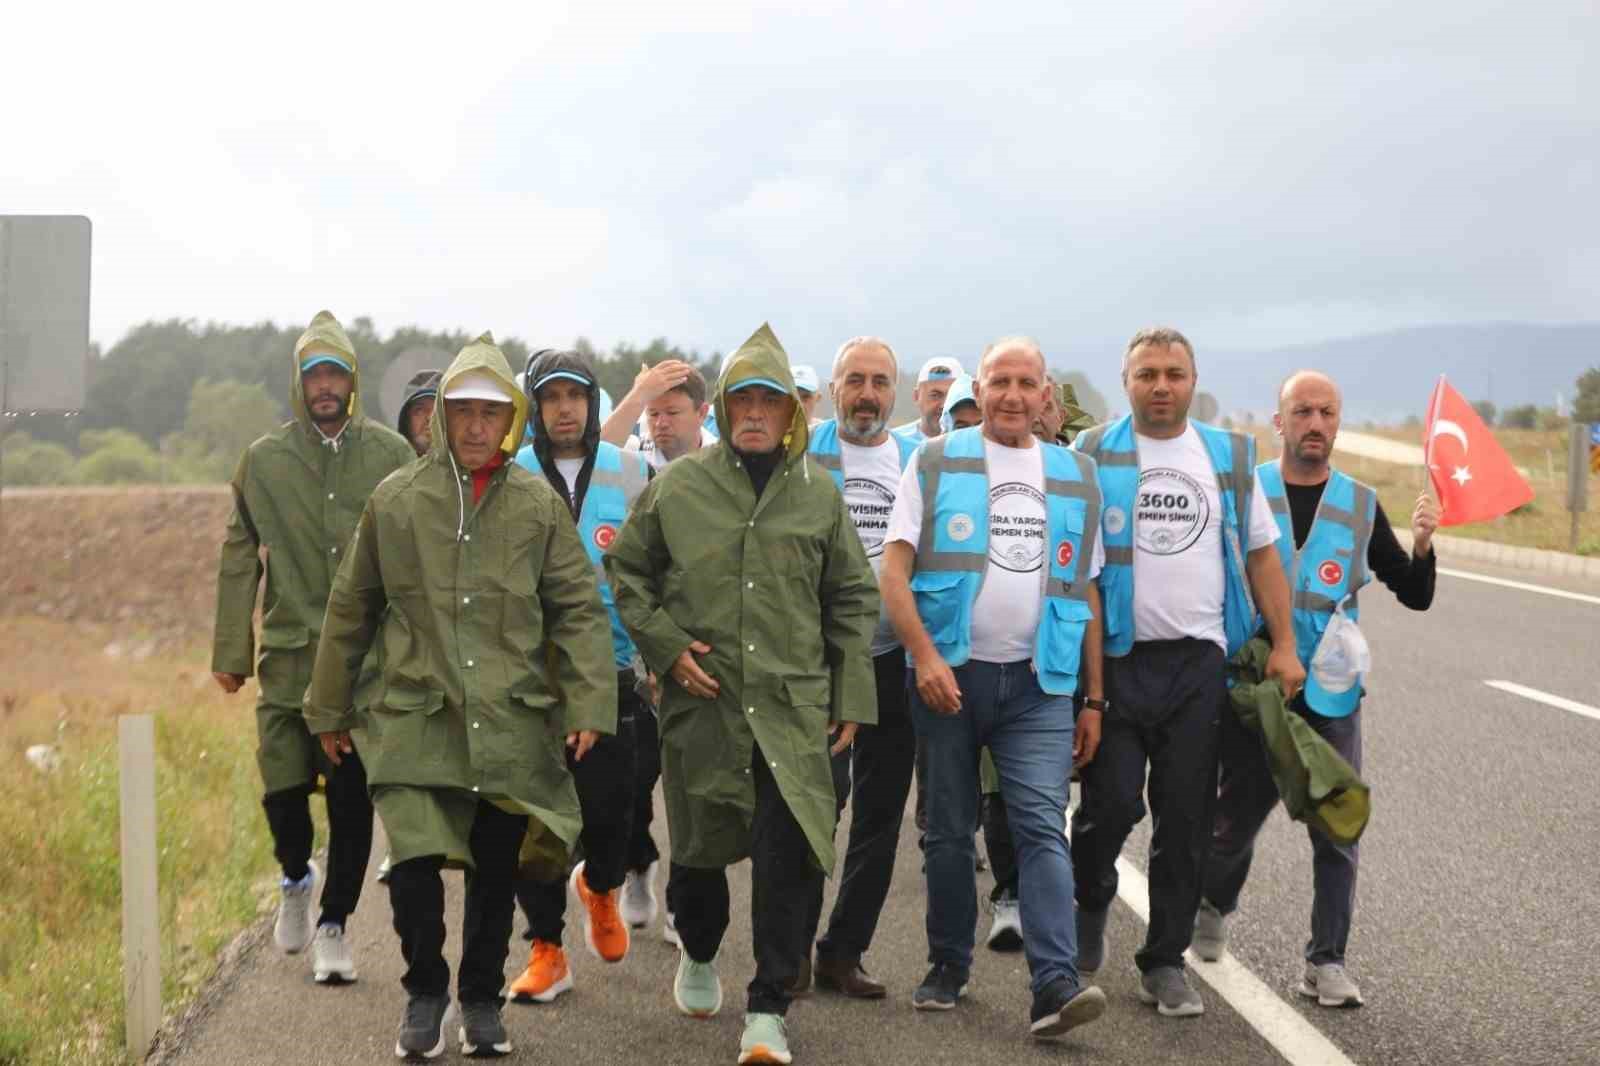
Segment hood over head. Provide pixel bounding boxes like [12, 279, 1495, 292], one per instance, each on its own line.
[713, 322, 809, 462]
[1056, 381, 1096, 443]
[430, 332, 528, 463]
[522, 348, 603, 469]
[396, 369, 442, 437]
[291, 310, 362, 429]
[939, 373, 978, 434]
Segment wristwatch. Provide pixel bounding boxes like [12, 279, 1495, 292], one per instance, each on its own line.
[1082, 697, 1109, 712]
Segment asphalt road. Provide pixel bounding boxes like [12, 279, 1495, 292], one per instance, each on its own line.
[159, 559, 1599, 1066]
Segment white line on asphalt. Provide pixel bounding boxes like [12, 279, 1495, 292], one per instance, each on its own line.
[1114, 857, 1358, 1066]
[1438, 567, 1600, 606]
[1483, 680, 1600, 723]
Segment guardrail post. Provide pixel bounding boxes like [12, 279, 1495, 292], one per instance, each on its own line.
[119, 715, 160, 1056]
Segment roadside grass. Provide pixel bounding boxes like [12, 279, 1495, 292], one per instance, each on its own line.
[0, 617, 307, 1066]
[1251, 426, 1600, 555]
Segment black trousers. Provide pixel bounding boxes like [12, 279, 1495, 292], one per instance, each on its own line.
[261, 745, 372, 928]
[516, 679, 641, 943]
[810, 650, 918, 964]
[627, 695, 662, 873]
[1070, 638, 1224, 973]
[388, 798, 527, 1003]
[669, 747, 820, 1016]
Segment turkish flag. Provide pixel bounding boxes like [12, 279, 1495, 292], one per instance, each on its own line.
[1423, 376, 1534, 526]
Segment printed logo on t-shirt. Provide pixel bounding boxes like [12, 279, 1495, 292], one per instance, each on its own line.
[1318, 559, 1344, 586]
[593, 524, 617, 550]
[842, 477, 896, 558]
[988, 482, 1046, 573]
[1135, 468, 1210, 556]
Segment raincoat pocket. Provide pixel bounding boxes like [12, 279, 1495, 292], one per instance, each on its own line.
[910, 570, 971, 649]
[260, 622, 311, 651]
[783, 675, 831, 710]
[372, 684, 447, 773]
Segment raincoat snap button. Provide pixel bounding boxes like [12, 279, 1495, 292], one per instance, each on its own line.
[464, 534, 472, 542]
[462, 596, 471, 605]
[746, 581, 754, 589]
[466, 659, 475, 667]
[747, 706, 755, 714]
[472, 721, 480, 729]
[746, 643, 754, 652]
[327, 492, 335, 500]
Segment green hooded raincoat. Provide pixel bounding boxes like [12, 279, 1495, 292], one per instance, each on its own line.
[604, 323, 880, 873]
[303, 334, 616, 868]
[211, 310, 415, 794]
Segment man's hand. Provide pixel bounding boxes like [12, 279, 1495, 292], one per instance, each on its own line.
[913, 652, 962, 715]
[645, 671, 661, 709]
[1412, 492, 1440, 557]
[212, 672, 246, 694]
[628, 360, 694, 405]
[1265, 643, 1307, 701]
[670, 640, 719, 699]
[828, 721, 858, 756]
[566, 730, 599, 761]
[319, 730, 353, 766]
[1073, 707, 1102, 769]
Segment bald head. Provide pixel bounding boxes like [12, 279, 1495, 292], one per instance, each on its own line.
[1275, 368, 1342, 472]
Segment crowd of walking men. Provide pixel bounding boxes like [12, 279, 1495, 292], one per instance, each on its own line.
[211, 311, 1438, 1063]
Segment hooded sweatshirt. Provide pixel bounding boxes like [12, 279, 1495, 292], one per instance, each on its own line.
[938, 373, 979, 434]
[396, 369, 443, 450]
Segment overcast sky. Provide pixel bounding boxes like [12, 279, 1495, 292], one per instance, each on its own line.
[4, 0, 1594, 373]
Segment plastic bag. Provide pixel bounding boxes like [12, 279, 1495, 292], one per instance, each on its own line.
[1310, 599, 1370, 694]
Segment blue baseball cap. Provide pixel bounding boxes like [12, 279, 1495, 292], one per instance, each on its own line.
[300, 352, 353, 373]
[727, 376, 789, 394]
[532, 369, 593, 391]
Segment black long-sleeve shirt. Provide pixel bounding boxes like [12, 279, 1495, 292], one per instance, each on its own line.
[1283, 481, 1436, 611]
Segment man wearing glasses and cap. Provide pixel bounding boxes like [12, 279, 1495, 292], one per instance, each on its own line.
[211, 311, 415, 986]
[893, 356, 964, 445]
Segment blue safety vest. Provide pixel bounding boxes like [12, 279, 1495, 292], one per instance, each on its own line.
[892, 421, 927, 446]
[808, 419, 918, 490]
[1256, 462, 1375, 717]
[1073, 416, 1257, 658]
[908, 427, 1101, 695]
[514, 442, 650, 668]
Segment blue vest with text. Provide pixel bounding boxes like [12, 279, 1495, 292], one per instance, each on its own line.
[808, 419, 919, 490]
[909, 427, 1101, 695]
[514, 442, 650, 669]
[1073, 416, 1257, 658]
[1257, 462, 1375, 717]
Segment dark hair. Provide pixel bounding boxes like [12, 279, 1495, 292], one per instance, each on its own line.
[663, 366, 708, 409]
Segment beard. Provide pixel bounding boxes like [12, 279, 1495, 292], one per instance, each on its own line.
[842, 404, 887, 440]
[309, 393, 347, 425]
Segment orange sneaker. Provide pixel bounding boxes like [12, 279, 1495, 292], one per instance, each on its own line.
[569, 861, 630, 963]
[509, 940, 572, 1003]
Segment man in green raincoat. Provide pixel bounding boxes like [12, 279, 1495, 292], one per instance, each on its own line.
[304, 333, 616, 1060]
[605, 323, 880, 1066]
[210, 310, 413, 985]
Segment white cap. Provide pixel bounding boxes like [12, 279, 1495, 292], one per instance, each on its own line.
[443, 371, 513, 403]
[791, 364, 820, 394]
[917, 356, 963, 384]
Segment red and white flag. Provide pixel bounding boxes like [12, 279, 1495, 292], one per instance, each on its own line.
[1423, 376, 1534, 527]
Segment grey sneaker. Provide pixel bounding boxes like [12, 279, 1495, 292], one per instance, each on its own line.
[1299, 962, 1364, 1008]
[395, 994, 450, 1060]
[458, 1000, 512, 1057]
[1075, 906, 1109, 974]
[1193, 900, 1227, 962]
[274, 859, 320, 955]
[986, 893, 1023, 952]
[911, 964, 970, 1011]
[1029, 978, 1107, 1039]
[620, 861, 659, 929]
[311, 922, 356, 984]
[1138, 966, 1204, 1017]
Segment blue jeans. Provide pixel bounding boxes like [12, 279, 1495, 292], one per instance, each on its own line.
[912, 659, 1080, 994]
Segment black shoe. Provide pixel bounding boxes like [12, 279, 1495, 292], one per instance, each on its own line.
[395, 994, 450, 1060]
[458, 1000, 512, 1058]
[912, 964, 970, 1012]
[1030, 978, 1107, 1039]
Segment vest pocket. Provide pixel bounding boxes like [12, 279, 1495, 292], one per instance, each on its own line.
[1041, 598, 1094, 681]
[910, 570, 971, 648]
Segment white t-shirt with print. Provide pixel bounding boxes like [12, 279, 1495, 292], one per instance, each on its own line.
[886, 438, 1104, 664]
[553, 456, 584, 509]
[838, 438, 904, 656]
[1121, 424, 1278, 651]
[623, 425, 717, 471]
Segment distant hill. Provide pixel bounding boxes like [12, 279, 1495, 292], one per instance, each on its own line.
[1078, 323, 1600, 424]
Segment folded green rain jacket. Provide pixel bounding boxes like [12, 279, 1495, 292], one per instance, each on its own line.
[604, 323, 880, 873]
[303, 333, 616, 868]
[210, 310, 414, 794]
[1229, 636, 1371, 846]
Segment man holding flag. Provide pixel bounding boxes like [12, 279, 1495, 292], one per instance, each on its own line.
[1194, 369, 1442, 1009]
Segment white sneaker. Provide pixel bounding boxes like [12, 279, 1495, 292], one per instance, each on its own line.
[620, 861, 659, 929]
[375, 853, 393, 884]
[312, 922, 357, 984]
[985, 894, 1023, 951]
[274, 859, 320, 954]
[663, 910, 681, 948]
[1298, 961, 1364, 1007]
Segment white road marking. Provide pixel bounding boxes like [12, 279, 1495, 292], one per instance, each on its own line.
[1438, 567, 1600, 606]
[1114, 857, 1359, 1066]
[1483, 680, 1600, 723]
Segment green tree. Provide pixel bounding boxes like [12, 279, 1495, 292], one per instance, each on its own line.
[1575, 367, 1600, 423]
[73, 429, 163, 484]
[1472, 399, 1497, 426]
[1501, 404, 1539, 429]
[0, 431, 76, 485]
[164, 378, 282, 482]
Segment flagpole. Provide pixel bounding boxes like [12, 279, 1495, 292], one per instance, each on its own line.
[1424, 374, 1446, 496]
